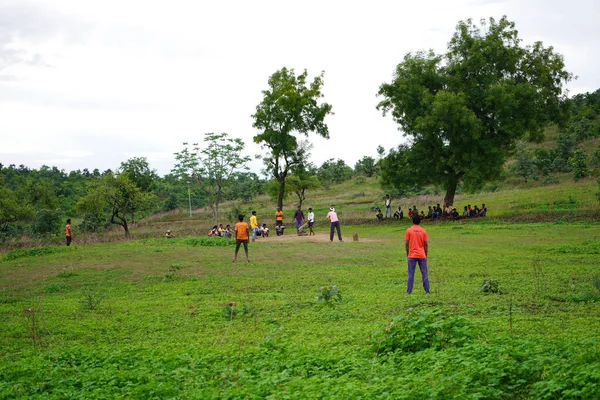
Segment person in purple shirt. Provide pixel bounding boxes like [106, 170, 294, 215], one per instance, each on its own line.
[294, 205, 305, 235]
[326, 207, 343, 242]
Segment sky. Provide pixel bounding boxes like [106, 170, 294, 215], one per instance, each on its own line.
[1, 0, 599, 177]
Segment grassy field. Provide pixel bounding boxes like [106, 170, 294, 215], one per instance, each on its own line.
[1, 207, 600, 398]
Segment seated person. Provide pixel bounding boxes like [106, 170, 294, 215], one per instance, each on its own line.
[472, 205, 480, 217]
[420, 211, 425, 219]
[275, 224, 286, 236]
[479, 203, 487, 217]
[223, 224, 232, 238]
[376, 208, 383, 221]
[408, 208, 413, 218]
[463, 206, 470, 217]
[451, 208, 460, 219]
[427, 206, 434, 219]
[165, 230, 174, 239]
[261, 223, 269, 238]
[208, 225, 219, 236]
[393, 206, 403, 220]
[218, 224, 225, 236]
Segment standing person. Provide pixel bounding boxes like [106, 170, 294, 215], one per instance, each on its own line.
[384, 194, 392, 218]
[326, 207, 343, 242]
[404, 215, 430, 294]
[250, 210, 259, 242]
[275, 207, 283, 229]
[233, 214, 250, 263]
[294, 206, 305, 235]
[65, 219, 72, 246]
[307, 207, 315, 236]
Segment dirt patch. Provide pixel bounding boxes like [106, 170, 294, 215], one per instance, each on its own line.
[257, 231, 382, 243]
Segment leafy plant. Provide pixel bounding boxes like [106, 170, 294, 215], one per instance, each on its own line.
[480, 278, 500, 294]
[79, 290, 106, 310]
[372, 309, 475, 354]
[316, 285, 342, 304]
[222, 302, 250, 321]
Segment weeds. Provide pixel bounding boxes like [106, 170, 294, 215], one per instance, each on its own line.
[79, 290, 106, 311]
[480, 279, 500, 294]
[316, 285, 342, 304]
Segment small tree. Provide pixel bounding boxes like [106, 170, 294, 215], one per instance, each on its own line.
[287, 171, 320, 208]
[173, 132, 251, 225]
[354, 156, 377, 177]
[511, 142, 538, 183]
[568, 149, 588, 181]
[119, 157, 158, 223]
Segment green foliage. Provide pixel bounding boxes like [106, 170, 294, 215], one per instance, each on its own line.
[372, 309, 475, 354]
[252, 67, 333, 208]
[2, 245, 70, 261]
[30, 208, 63, 236]
[317, 158, 353, 185]
[568, 149, 589, 180]
[79, 291, 106, 310]
[510, 142, 539, 183]
[181, 236, 234, 247]
[316, 285, 342, 304]
[173, 133, 251, 225]
[221, 302, 250, 321]
[354, 156, 377, 177]
[44, 283, 68, 293]
[480, 278, 500, 294]
[377, 16, 572, 206]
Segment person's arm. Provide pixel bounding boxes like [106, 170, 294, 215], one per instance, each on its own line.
[405, 240, 410, 257]
[424, 240, 429, 257]
[246, 225, 250, 239]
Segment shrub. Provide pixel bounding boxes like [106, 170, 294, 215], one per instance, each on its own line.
[480, 279, 500, 294]
[316, 285, 342, 304]
[31, 209, 63, 236]
[372, 309, 475, 354]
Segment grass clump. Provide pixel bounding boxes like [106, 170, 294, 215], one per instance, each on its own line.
[3, 246, 70, 261]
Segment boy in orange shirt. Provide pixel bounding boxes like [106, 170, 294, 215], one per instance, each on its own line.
[404, 215, 430, 294]
[65, 219, 72, 246]
[233, 214, 250, 263]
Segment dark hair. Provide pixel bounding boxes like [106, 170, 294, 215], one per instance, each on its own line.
[238, 214, 244, 221]
[66, 218, 71, 224]
[252, 210, 256, 214]
[412, 215, 421, 225]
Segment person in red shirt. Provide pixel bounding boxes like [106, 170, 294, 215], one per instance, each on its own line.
[233, 214, 250, 263]
[404, 215, 430, 294]
[65, 219, 72, 246]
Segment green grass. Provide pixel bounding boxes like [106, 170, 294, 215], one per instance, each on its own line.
[1, 219, 599, 398]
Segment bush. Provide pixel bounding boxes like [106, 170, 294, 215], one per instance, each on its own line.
[371, 309, 475, 354]
[31, 209, 63, 236]
[480, 278, 500, 293]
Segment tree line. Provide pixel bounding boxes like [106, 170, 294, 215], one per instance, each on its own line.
[3, 16, 599, 241]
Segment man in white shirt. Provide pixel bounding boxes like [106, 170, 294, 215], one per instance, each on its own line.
[307, 207, 315, 236]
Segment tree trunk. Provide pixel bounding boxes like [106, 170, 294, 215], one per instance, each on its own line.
[443, 178, 458, 209]
[277, 179, 286, 209]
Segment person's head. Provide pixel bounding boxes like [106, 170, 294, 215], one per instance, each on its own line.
[277, 207, 281, 211]
[468, 204, 471, 208]
[67, 218, 71, 224]
[482, 203, 486, 207]
[238, 214, 244, 222]
[212, 225, 217, 229]
[308, 207, 312, 212]
[167, 229, 171, 233]
[226, 224, 230, 228]
[297, 205, 301, 210]
[252, 210, 256, 215]
[386, 194, 390, 198]
[412, 215, 421, 225]
[262, 223, 267, 227]
[409, 208, 412, 211]
[464, 206, 468, 209]
[330, 207, 335, 212]
[219, 224, 223, 227]
[413, 205, 417, 209]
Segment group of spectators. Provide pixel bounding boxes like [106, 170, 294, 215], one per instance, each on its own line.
[377, 196, 488, 222]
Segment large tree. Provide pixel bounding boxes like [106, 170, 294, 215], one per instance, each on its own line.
[119, 157, 158, 223]
[252, 67, 333, 209]
[377, 16, 572, 207]
[173, 132, 251, 225]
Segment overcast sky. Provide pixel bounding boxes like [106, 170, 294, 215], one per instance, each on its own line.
[1, 0, 599, 176]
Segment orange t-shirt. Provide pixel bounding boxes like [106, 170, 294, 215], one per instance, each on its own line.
[404, 224, 428, 258]
[65, 224, 72, 237]
[234, 222, 249, 240]
[275, 210, 283, 221]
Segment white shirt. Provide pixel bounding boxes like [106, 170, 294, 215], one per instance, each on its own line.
[307, 212, 315, 222]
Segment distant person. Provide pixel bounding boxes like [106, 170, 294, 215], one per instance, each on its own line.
[208, 225, 219, 236]
[65, 219, 72, 246]
[463, 206, 469, 217]
[233, 214, 250, 263]
[404, 215, 430, 294]
[223, 225, 232, 238]
[479, 203, 487, 217]
[326, 207, 343, 242]
[218, 224, 225, 236]
[294, 206, 305, 235]
[376, 208, 383, 221]
[393, 206, 403, 220]
[307, 207, 315, 236]
[408, 208, 413, 218]
[384, 194, 392, 218]
[250, 210, 259, 242]
[261, 223, 269, 238]
[275, 207, 283, 229]
[165, 229, 174, 239]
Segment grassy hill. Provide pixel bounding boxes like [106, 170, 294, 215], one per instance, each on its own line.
[1, 174, 599, 398]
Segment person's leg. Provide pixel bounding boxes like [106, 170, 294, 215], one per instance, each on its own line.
[234, 240, 242, 262]
[243, 240, 249, 262]
[66, 236, 71, 246]
[335, 221, 342, 241]
[385, 206, 390, 218]
[329, 223, 334, 241]
[407, 258, 417, 294]
[417, 258, 430, 294]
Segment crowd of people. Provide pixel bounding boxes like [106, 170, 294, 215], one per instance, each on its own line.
[377, 196, 487, 222]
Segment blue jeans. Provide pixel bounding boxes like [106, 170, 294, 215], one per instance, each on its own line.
[252, 228, 259, 240]
[385, 205, 391, 218]
[329, 221, 342, 241]
[295, 219, 304, 233]
[407, 258, 430, 294]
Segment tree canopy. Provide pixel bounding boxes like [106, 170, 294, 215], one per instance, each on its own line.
[377, 16, 572, 206]
[252, 67, 333, 209]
